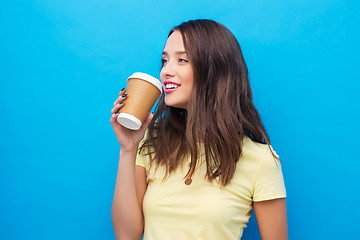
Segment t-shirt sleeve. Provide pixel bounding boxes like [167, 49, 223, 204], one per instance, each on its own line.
[135, 132, 148, 168]
[252, 147, 286, 202]
[135, 149, 146, 168]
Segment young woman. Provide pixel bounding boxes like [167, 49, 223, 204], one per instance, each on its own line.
[110, 19, 287, 240]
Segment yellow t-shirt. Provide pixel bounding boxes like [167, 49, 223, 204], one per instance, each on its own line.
[136, 136, 286, 240]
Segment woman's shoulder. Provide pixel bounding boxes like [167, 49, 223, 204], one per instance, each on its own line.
[241, 136, 279, 166]
[236, 136, 285, 192]
[241, 137, 286, 201]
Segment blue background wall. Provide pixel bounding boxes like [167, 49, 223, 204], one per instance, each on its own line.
[1, 0, 359, 239]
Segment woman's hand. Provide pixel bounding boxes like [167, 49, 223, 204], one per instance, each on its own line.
[110, 88, 153, 152]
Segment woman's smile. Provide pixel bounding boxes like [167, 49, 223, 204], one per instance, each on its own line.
[163, 80, 181, 93]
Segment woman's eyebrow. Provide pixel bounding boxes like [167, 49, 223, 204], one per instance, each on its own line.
[162, 51, 187, 56]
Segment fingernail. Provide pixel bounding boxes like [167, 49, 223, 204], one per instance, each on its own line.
[121, 94, 128, 98]
[115, 110, 119, 114]
[119, 100, 124, 104]
[121, 88, 125, 91]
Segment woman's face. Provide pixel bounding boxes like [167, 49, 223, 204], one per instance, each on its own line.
[160, 31, 194, 109]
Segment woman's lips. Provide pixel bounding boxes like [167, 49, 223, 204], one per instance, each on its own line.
[164, 87, 179, 93]
[163, 80, 181, 93]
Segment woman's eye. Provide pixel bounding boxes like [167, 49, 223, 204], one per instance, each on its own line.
[162, 58, 188, 66]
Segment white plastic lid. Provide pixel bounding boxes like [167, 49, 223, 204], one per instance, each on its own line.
[117, 113, 142, 130]
[127, 72, 163, 94]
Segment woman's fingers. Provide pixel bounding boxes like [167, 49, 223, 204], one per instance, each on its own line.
[111, 99, 126, 114]
[114, 88, 127, 106]
[119, 88, 126, 96]
[113, 93, 128, 106]
[110, 112, 119, 124]
[110, 88, 127, 124]
[111, 90, 127, 114]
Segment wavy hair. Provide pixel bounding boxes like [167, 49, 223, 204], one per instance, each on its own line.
[140, 19, 277, 187]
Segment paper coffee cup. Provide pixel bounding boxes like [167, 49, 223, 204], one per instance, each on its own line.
[117, 72, 162, 130]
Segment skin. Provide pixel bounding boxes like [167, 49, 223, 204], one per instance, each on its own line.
[254, 198, 288, 240]
[110, 89, 150, 239]
[161, 31, 194, 109]
[110, 30, 288, 240]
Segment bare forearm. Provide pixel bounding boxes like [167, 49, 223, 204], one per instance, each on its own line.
[111, 149, 143, 240]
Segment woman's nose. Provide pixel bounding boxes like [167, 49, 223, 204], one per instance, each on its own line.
[161, 61, 175, 77]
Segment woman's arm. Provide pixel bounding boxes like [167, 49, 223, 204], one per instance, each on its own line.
[110, 89, 152, 240]
[111, 150, 147, 240]
[253, 198, 288, 240]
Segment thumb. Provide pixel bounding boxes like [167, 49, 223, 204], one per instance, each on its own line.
[140, 113, 154, 131]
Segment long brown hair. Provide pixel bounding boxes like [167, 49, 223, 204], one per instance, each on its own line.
[140, 19, 277, 187]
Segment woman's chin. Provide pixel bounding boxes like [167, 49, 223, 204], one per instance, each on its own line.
[165, 102, 187, 110]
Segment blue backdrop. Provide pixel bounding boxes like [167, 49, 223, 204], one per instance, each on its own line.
[1, 0, 359, 239]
